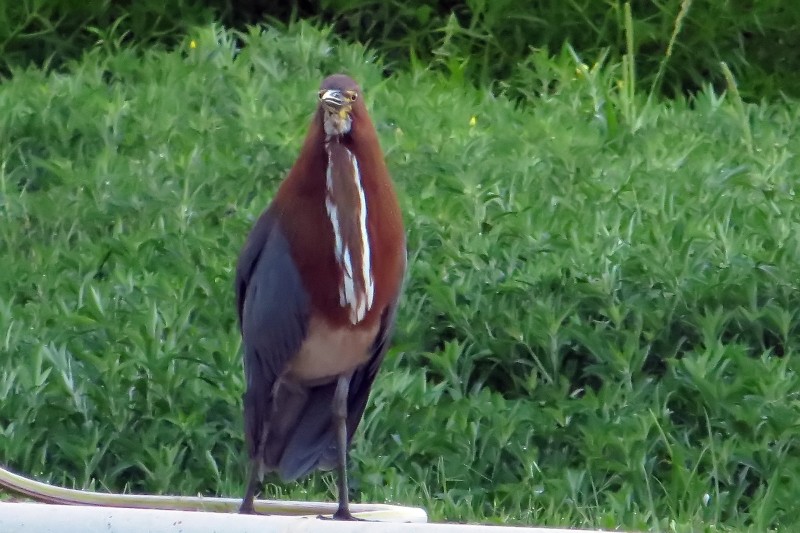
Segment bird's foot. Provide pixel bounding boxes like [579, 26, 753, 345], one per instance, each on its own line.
[239, 503, 257, 515]
[318, 508, 365, 521]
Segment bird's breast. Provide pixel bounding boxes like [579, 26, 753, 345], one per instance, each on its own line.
[284, 315, 379, 385]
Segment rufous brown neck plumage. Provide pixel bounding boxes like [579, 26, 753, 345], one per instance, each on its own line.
[270, 76, 404, 329]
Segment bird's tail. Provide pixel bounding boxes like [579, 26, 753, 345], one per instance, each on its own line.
[246, 379, 339, 482]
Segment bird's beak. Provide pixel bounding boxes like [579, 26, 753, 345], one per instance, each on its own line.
[320, 90, 352, 119]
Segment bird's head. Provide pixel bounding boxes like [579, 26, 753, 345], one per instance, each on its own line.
[318, 74, 362, 137]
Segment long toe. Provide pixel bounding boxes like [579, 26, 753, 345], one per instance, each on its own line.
[239, 503, 256, 515]
[332, 508, 364, 521]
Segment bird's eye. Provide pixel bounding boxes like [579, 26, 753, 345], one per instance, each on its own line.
[318, 90, 326, 100]
[348, 92, 358, 101]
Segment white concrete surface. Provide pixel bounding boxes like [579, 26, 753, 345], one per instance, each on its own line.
[0, 501, 621, 533]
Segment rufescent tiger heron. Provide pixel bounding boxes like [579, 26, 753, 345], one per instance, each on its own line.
[235, 74, 406, 520]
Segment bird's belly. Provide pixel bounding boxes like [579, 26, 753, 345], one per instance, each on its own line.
[286, 316, 379, 385]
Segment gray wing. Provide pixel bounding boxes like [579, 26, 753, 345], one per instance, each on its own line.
[347, 292, 403, 436]
[341, 247, 407, 449]
[288, 248, 407, 476]
[293, 295, 404, 476]
[236, 208, 310, 460]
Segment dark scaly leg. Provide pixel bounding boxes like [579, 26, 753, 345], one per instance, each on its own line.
[331, 375, 361, 521]
[239, 459, 261, 514]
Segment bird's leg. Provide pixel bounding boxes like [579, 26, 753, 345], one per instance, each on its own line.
[330, 374, 362, 521]
[239, 459, 261, 514]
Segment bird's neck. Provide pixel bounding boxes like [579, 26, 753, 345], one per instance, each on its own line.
[280, 115, 401, 328]
[323, 137, 374, 325]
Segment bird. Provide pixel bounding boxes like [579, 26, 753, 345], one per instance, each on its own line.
[234, 74, 406, 520]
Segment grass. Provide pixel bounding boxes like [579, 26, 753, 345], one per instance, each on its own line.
[1, 22, 800, 532]
[4, 1, 800, 100]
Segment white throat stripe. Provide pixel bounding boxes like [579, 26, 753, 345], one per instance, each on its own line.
[324, 144, 374, 324]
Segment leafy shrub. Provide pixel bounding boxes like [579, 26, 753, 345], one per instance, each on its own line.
[315, 0, 800, 99]
[3, 1, 800, 99]
[0, 0, 222, 71]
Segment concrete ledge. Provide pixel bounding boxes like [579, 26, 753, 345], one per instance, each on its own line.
[0, 465, 424, 519]
[0, 502, 618, 533]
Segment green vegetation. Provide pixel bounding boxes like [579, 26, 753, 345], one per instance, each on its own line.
[2, 22, 799, 532]
[3, 1, 800, 99]
[1, 0, 217, 69]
